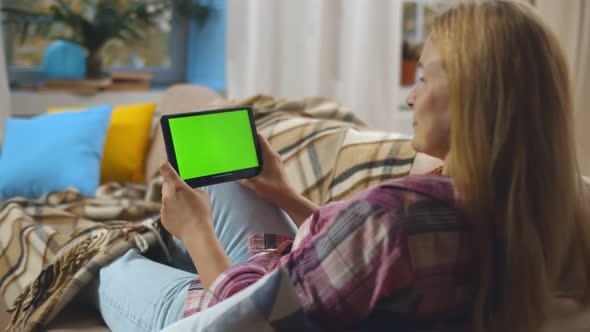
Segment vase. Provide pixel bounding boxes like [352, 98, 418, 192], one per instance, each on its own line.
[401, 59, 418, 86]
[43, 40, 86, 79]
[86, 52, 103, 79]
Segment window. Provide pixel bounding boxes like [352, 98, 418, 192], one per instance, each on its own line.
[397, 0, 448, 114]
[2, 0, 189, 85]
[400, 0, 448, 87]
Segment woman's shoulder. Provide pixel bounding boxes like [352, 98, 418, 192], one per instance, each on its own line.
[364, 174, 456, 208]
[309, 175, 459, 238]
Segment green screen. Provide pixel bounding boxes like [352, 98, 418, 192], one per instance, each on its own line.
[168, 110, 259, 179]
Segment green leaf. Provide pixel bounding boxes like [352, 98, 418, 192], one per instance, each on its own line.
[119, 24, 144, 41]
[1, 7, 47, 17]
[19, 21, 30, 45]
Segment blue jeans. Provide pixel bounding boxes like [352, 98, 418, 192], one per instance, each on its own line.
[94, 182, 298, 332]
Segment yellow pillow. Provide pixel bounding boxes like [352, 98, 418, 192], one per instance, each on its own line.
[48, 103, 156, 184]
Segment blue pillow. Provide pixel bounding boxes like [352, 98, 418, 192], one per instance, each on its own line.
[0, 105, 113, 200]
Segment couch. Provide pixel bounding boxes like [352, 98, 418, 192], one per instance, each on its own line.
[0, 83, 427, 331]
[1, 84, 589, 331]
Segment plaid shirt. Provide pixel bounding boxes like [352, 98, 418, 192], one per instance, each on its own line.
[183, 175, 474, 328]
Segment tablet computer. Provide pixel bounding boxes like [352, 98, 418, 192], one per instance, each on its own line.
[160, 106, 263, 188]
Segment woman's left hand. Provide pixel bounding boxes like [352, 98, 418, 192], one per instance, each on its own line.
[159, 160, 213, 242]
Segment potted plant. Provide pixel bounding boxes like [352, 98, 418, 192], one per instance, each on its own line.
[401, 39, 421, 86]
[2, 0, 212, 78]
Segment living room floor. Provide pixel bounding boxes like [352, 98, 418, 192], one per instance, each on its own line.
[1, 297, 110, 331]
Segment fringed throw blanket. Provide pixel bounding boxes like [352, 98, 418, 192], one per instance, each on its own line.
[0, 95, 415, 331]
[0, 182, 165, 331]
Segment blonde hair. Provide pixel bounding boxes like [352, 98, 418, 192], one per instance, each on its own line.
[429, 1, 590, 331]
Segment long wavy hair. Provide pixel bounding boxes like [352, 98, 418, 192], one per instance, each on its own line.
[429, 1, 590, 330]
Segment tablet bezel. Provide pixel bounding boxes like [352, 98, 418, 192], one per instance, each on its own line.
[160, 106, 263, 188]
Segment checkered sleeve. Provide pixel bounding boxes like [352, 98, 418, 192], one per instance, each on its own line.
[183, 252, 277, 316]
[247, 233, 295, 253]
[183, 241, 294, 317]
[276, 199, 413, 325]
[272, 175, 471, 326]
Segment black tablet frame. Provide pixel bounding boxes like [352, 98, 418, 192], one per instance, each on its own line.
[160, 106, 263, 188]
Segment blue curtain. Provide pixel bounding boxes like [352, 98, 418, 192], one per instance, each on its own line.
[186, 0, 227, 92]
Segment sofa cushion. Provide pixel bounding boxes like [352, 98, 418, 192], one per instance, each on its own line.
[143, 84, 224, 183]
[48, 103, 156, 184]
[0, 105, 112, 200]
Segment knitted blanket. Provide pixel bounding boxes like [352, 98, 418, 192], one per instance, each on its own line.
[0, 182, 164, 331]
[0, 96, 415, 331]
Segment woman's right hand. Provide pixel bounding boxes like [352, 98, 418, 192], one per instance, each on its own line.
[238, 133, 294, 206]
[239, 133, 318, 227]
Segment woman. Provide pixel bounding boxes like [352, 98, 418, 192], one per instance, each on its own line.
[93, 1, 590, 331]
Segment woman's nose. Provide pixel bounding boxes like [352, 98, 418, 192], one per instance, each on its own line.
[406, 88, 416, 109]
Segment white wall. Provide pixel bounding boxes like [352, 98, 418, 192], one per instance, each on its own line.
[535, 0, 590, 175]
[226, 0, 406, 135]
[0, 13, 12, 146]
[9, 90, 164, 118]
